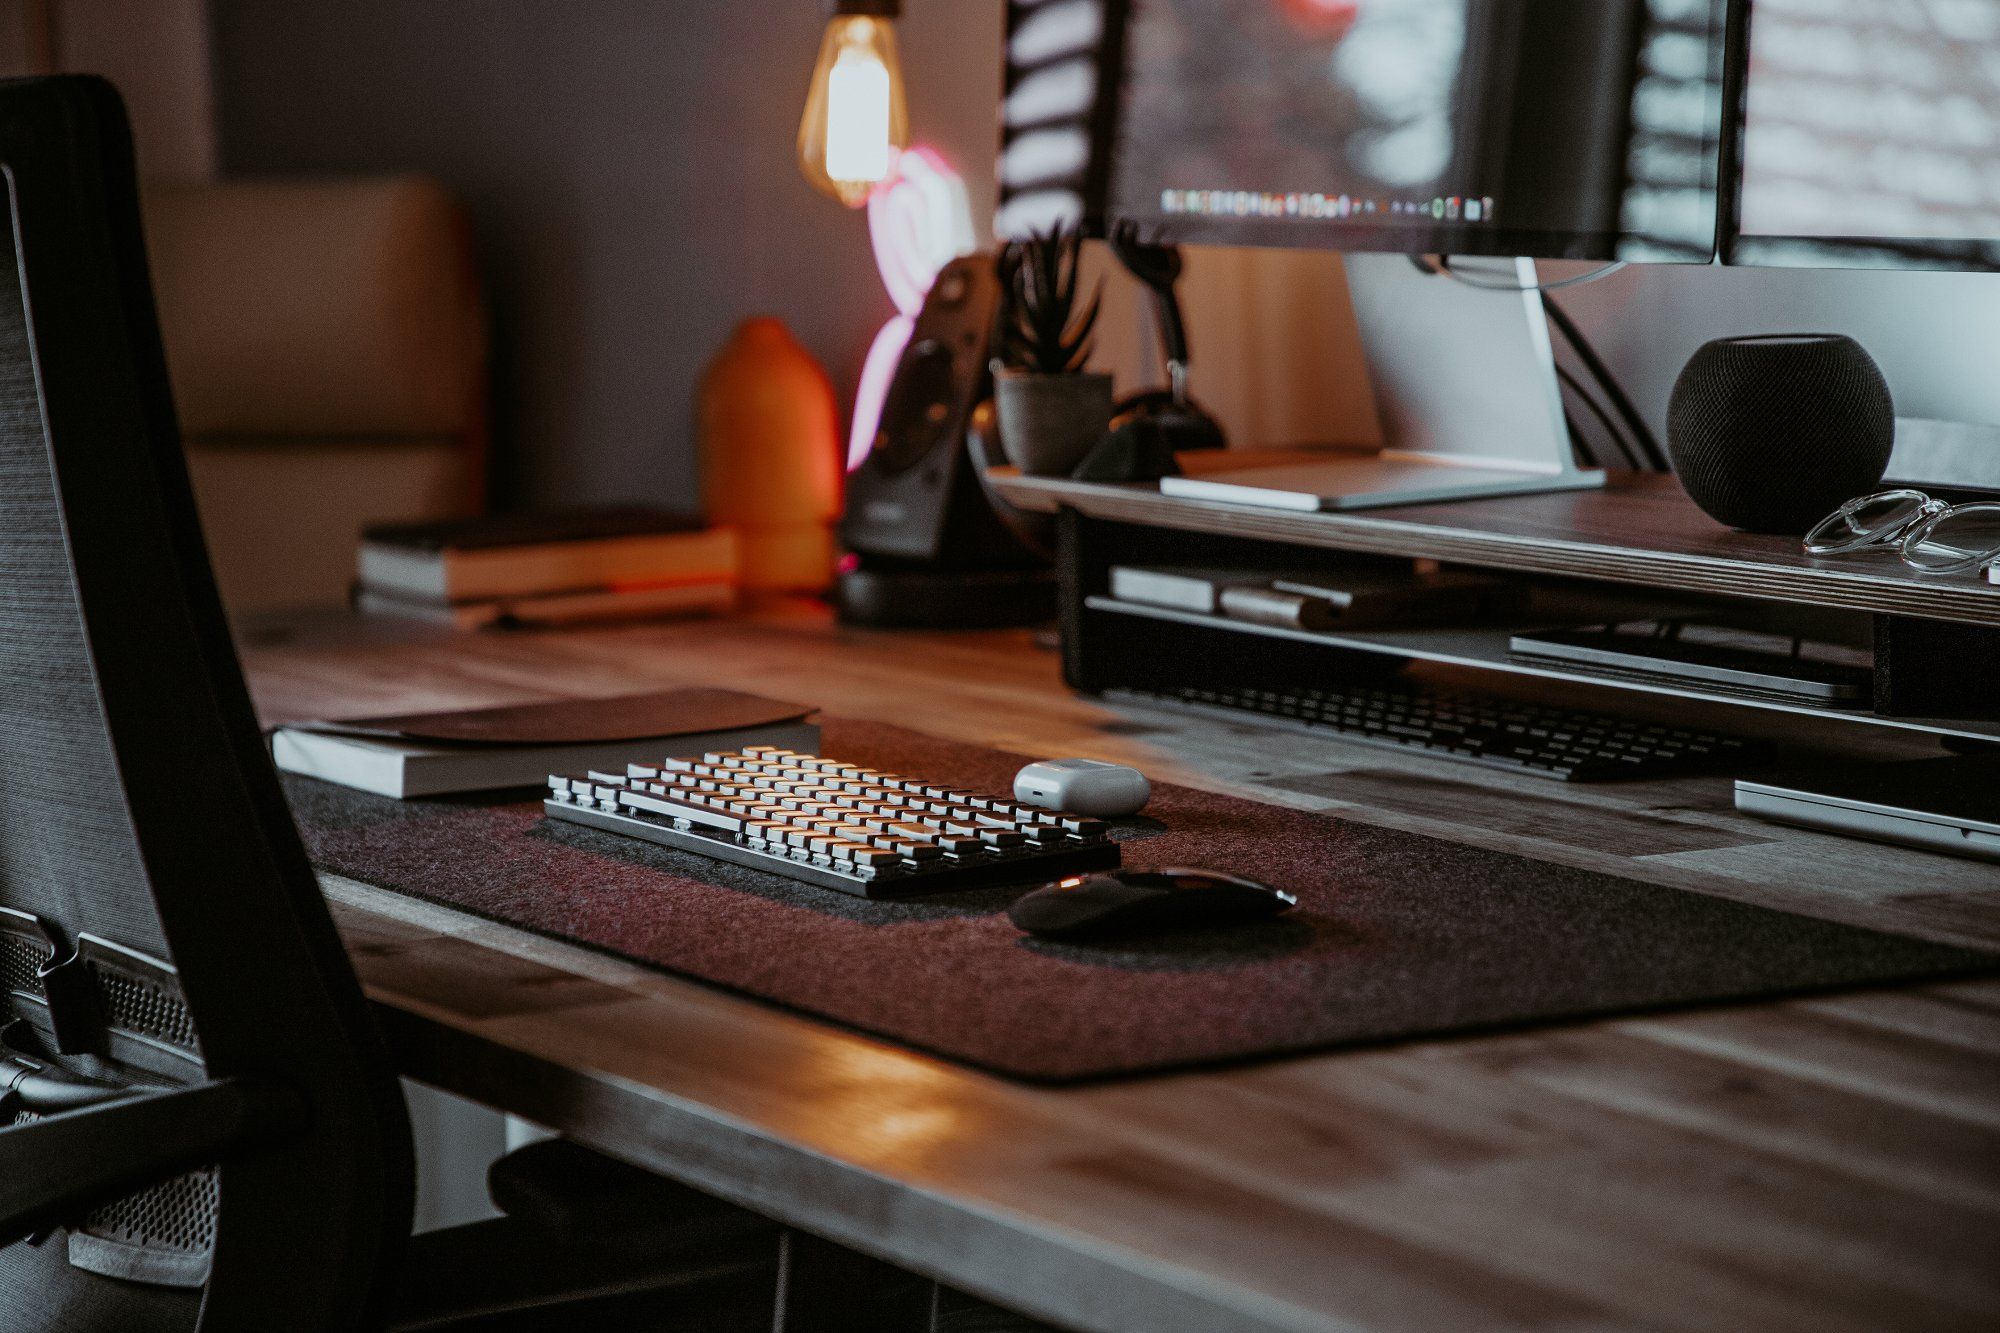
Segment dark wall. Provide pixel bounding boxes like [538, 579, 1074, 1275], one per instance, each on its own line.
[211, 1, 1999, 510]
[212, 0, 1004, 509]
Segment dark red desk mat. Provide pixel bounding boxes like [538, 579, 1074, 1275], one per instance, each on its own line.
[286, 719, 1994, 1082]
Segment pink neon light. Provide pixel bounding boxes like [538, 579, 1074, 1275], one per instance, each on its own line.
[849, 146, 976, 471]
[851, 313, 915, 471]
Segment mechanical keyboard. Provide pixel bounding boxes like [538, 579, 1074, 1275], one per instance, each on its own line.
[545, 746, 1121, 898]
[1131, 682, 1768, 782]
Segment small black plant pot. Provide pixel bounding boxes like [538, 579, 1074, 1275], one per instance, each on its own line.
[994, 370, 1114, 477]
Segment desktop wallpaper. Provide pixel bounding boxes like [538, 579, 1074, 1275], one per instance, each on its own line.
[1118, 0, 1474, 213]
[1736, 0, 2000, 268]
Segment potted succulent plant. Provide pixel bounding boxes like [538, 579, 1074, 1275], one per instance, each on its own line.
[993, 227, 1113, 477]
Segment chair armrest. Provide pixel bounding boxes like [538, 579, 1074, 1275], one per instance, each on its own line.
[0, 1077, 303, 1248]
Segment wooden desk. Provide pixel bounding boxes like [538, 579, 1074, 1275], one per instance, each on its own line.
[243, 604, 2000, 1333]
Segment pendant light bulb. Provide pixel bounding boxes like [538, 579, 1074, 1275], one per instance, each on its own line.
[798, 2, 908, 208]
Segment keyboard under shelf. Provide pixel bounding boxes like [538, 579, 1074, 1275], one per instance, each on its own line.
[1118, 682, 1769, 782]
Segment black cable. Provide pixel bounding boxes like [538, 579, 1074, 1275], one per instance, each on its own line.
[1559, 362, 1644, 470]
[1433, 254, 1630, 292]
[1556, 364, 1641, 471]
[1558, 368, 1637, 471]
[1541, 294, 1669, 472]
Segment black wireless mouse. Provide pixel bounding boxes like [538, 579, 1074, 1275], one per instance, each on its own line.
[1009, 868, 1297, 942]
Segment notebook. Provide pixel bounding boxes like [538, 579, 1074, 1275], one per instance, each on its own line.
[1159, 456, 1602, 511]
[270, 689, 818, 798]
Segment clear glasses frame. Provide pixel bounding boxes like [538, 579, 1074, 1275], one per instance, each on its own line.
[1803, 489, 2000, 576]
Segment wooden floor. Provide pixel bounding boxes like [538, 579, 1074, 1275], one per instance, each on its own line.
[243, 602, 2000, 1333]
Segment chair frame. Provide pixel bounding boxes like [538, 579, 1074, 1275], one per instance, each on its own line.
[0, 73, 416, 1329]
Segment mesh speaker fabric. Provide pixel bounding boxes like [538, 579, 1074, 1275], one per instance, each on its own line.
[1666, 334, 1895, 534]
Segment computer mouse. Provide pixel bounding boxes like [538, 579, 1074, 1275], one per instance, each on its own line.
[1009, 868, 1297, 942]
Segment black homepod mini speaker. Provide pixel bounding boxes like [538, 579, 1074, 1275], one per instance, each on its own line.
[1667, 334, 1896, 534]
[837, 254, 1053, 628]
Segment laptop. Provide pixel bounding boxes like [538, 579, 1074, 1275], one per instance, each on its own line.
[1736, 756, 2000, 863]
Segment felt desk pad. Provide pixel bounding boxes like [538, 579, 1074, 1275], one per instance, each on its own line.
[286, 719, 1995, 1082]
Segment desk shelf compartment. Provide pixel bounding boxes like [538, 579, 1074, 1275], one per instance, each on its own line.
[1057, 511, 2000, 749]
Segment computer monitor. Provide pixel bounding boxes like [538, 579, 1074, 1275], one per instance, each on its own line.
[998, 0, 1731, 263]
[1723, 0, 2000, 272]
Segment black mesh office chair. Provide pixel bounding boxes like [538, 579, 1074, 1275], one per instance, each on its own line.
[0, 75, 781, 1331]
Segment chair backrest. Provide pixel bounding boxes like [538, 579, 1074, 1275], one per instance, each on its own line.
[0, 77, 413, 1328]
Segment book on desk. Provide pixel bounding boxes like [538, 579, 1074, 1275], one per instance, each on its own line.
[354, 508, 741, 628]
[271, 688, 818, 798]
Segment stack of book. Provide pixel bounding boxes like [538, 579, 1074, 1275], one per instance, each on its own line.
[355, 509, 741, 628]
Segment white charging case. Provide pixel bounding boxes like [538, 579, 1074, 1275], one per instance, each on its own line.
[1013, 758, 1152, 817]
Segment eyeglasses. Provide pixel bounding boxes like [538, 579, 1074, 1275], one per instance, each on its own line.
[1803, 489, 2000, 576]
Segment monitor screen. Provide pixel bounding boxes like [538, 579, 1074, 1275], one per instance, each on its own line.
[1089, 0, 1728, 261]
[1726, 0, 2000, 271]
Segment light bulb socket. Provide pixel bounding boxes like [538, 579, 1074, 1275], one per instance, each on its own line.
[828, 0, 899, 16]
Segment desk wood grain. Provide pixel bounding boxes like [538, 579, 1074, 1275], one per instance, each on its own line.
[242, 604, 2000, 1333]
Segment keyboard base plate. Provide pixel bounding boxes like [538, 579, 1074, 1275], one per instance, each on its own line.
[544, 800, 1121, 899]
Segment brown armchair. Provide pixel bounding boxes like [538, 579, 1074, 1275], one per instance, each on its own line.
[143, 174, 487, 614]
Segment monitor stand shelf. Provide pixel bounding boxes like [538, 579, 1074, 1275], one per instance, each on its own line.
[988, 464, 2000, 742]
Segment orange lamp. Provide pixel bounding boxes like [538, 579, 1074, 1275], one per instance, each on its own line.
[797, 0, 909, 208]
